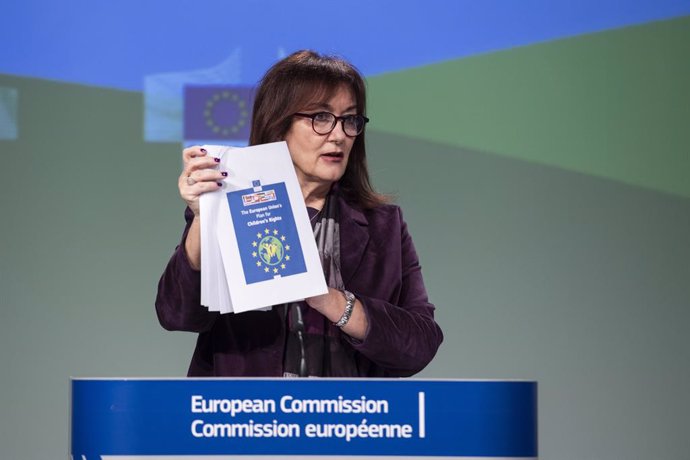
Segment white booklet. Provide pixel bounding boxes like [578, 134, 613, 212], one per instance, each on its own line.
[199, 142, 328, 313]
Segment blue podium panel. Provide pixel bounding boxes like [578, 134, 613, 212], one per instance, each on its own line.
[71, 378, 537, 459]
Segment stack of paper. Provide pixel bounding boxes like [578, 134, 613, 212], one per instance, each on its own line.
[199, 142, 328, 313]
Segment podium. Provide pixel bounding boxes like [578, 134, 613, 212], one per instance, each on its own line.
[71, 378, 537, 459]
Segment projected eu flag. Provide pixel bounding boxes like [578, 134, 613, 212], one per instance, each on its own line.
[184, 85, 255, 141]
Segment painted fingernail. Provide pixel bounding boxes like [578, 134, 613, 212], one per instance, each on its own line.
[200, 148, 207, 153]
[217, 182, 223, 187]
[221, 172, 228, 177]
[213, 157, 221, 163]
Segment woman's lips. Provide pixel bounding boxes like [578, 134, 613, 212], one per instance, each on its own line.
[320, 152, 344, 161]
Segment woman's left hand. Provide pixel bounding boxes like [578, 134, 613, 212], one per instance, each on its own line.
[306, 288, 368, 340]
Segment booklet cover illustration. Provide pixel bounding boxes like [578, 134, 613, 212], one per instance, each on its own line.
[226, 180, 307, 285]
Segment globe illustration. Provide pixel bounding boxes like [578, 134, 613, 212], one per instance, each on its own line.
[258, 236, 284, 266]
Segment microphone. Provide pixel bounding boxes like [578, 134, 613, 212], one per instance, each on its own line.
[291, 304, 308, 377]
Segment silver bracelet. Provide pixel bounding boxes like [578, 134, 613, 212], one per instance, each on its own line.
[334, 290, 355, 327]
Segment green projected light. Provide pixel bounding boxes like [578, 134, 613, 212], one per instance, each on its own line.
[368, 16, 690, 198]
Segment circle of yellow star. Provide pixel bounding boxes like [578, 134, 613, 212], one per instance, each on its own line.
[203, 91, 249, 137]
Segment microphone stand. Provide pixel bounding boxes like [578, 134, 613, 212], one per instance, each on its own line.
[291, 303, 308, 377]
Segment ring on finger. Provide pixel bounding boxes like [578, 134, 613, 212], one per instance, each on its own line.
[186, 175, 196, 186]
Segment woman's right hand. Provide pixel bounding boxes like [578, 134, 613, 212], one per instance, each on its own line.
[178, 146, 226, 216]
[179, 146, 227, 270]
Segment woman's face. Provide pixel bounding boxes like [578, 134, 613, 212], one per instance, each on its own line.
[284, 85, 357, 193]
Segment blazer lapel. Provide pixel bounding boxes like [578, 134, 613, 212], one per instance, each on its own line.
[337, 196, 369, 285]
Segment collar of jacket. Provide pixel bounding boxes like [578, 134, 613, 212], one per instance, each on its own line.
[335, 193, 370, 285]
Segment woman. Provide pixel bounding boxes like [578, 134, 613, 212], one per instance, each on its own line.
[156, 50, 443, 377]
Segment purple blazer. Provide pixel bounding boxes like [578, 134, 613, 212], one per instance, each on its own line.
[155, 194, 443, 377]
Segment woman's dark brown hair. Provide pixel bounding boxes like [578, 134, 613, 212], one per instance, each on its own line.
[250, 50, 386, 209]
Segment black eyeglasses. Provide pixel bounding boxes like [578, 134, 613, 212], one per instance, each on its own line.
[293, 112, 369, 137]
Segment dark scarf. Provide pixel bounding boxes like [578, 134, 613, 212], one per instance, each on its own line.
[282, 191, 359, 377]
